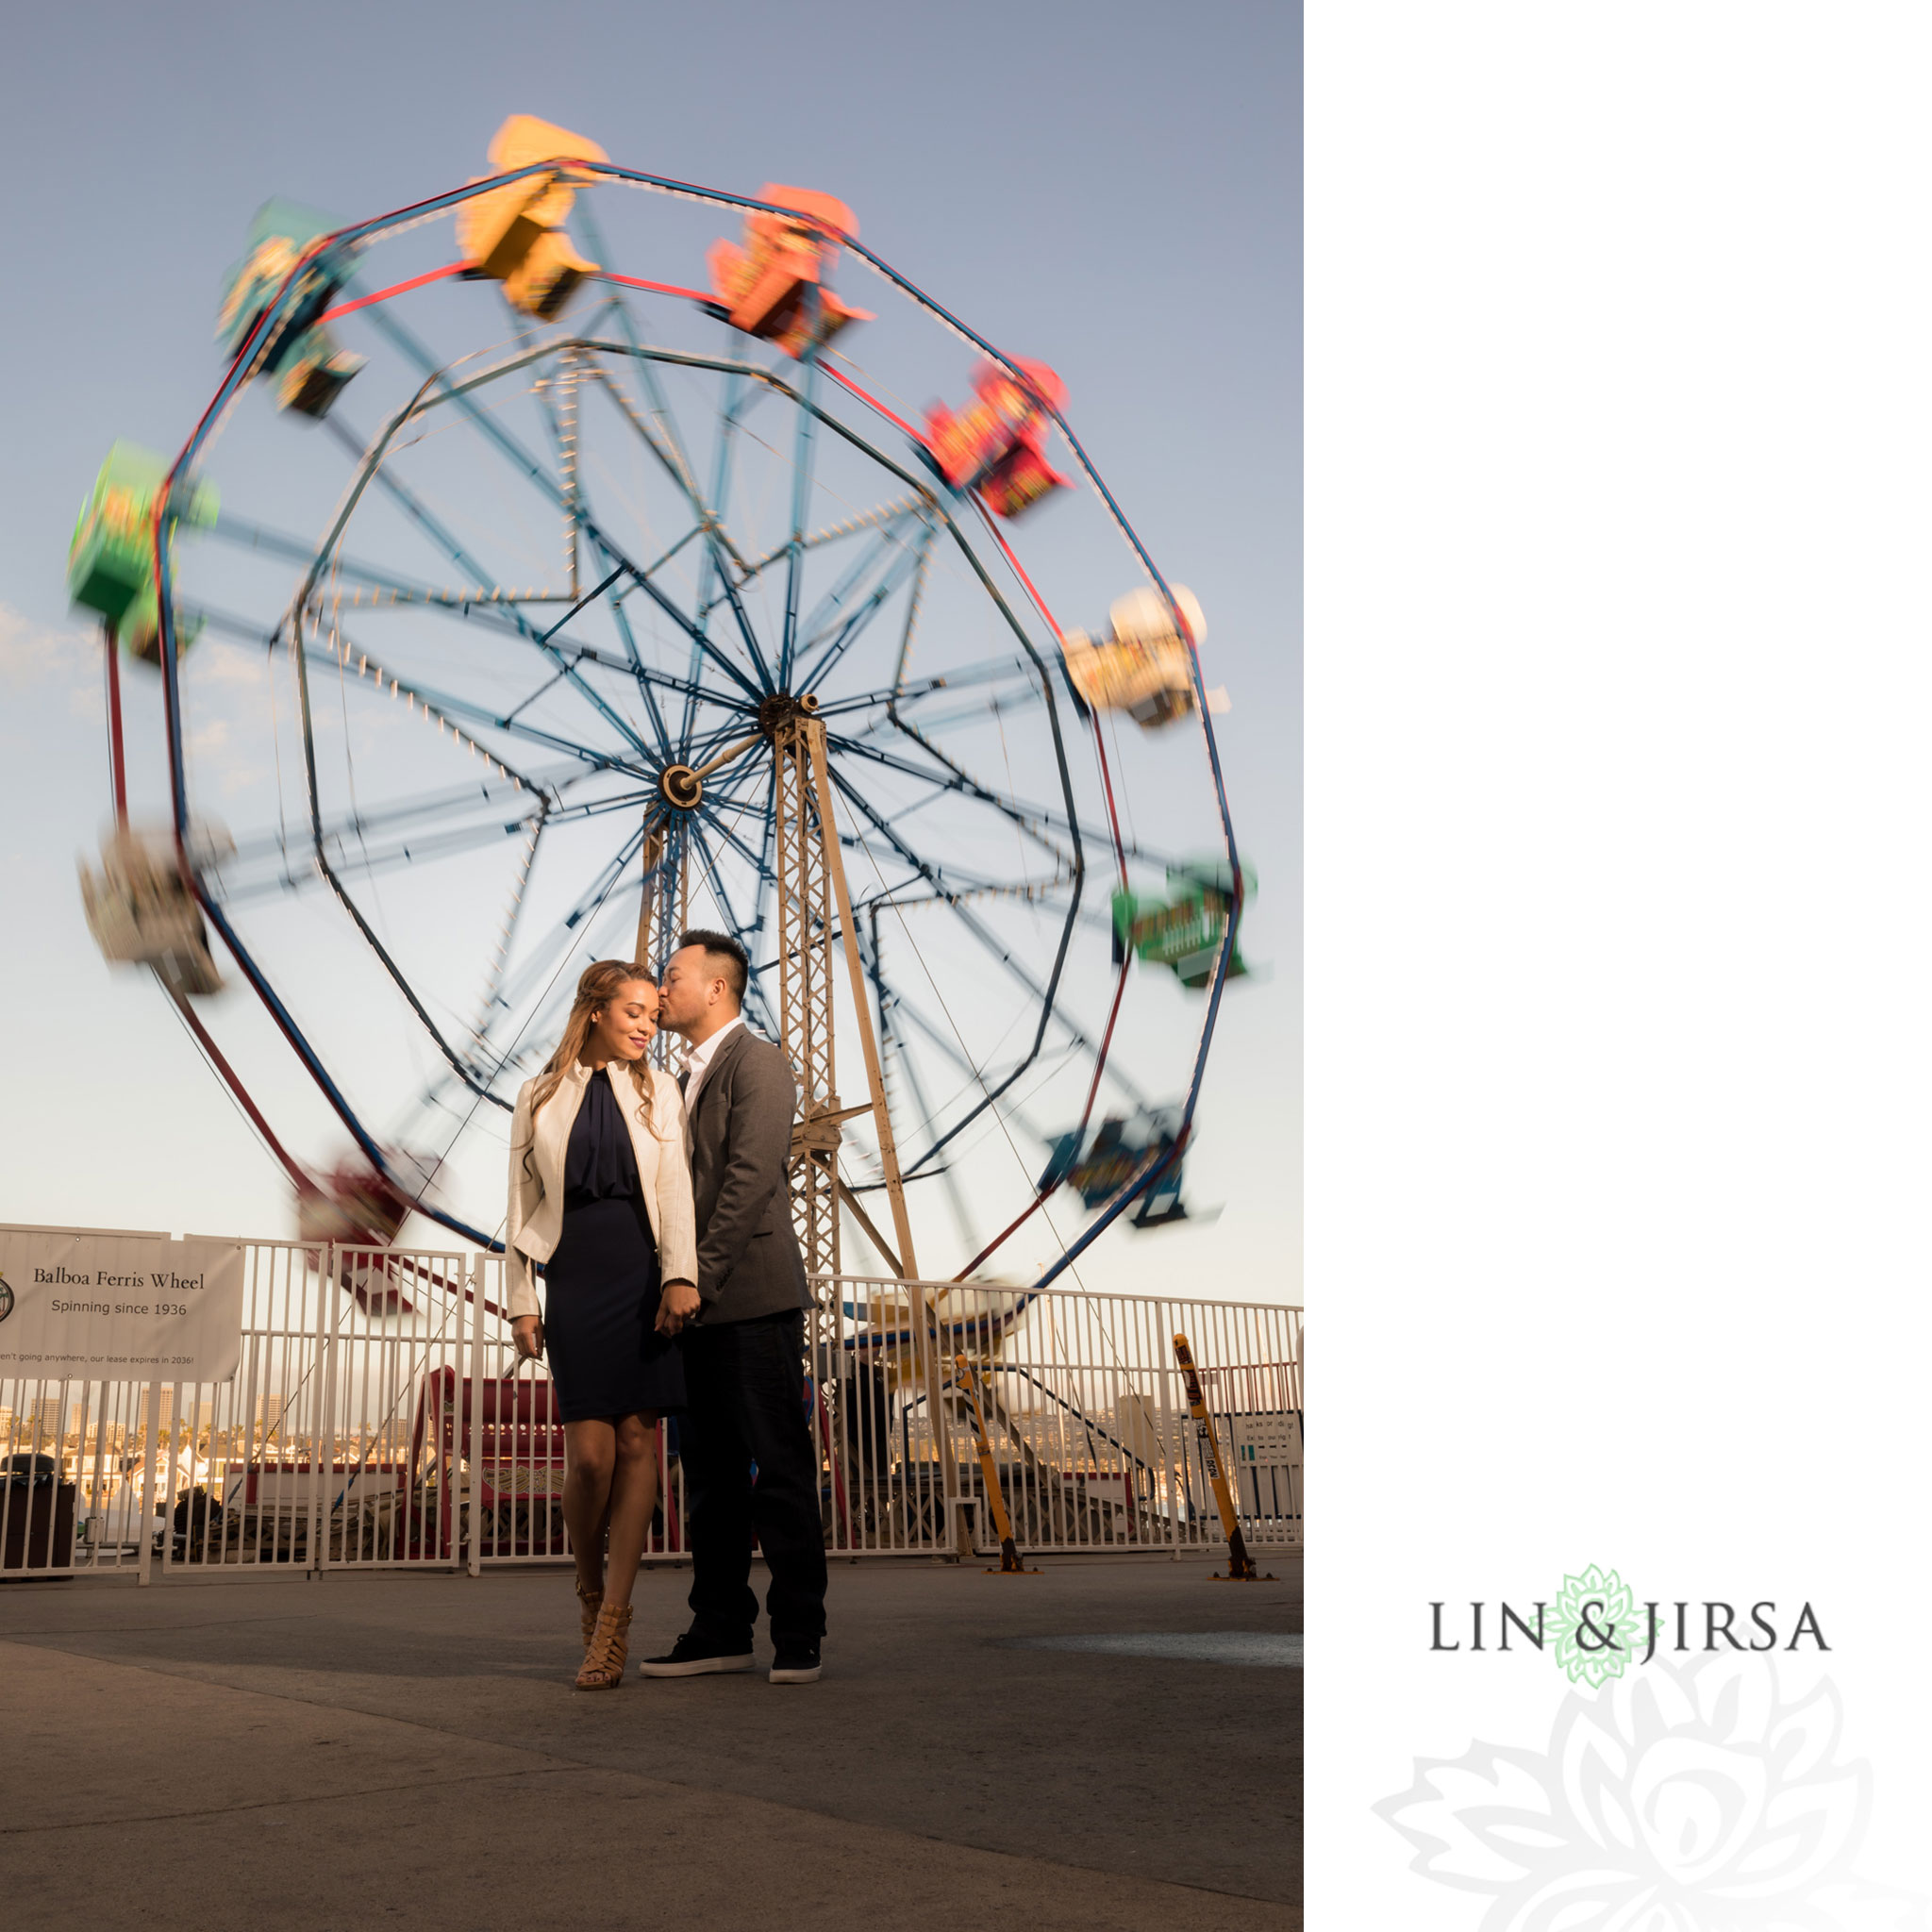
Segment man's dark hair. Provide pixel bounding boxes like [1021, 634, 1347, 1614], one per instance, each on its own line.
[678, 928, 749, 1005]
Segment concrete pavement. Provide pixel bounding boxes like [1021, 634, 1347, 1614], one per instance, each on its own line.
[0, 1553, 1301, 1928]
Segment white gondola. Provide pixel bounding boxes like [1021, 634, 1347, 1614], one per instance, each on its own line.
[1059, 585, 1216, 730]
[76, 824, 231, 998]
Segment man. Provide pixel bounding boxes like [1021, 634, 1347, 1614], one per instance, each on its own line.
[641, 929, 826, 1685]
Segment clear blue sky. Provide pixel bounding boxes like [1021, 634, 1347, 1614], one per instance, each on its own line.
[0, 0, 1300, 1300]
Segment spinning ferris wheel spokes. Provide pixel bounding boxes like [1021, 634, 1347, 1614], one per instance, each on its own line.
[65, 116, 1252, 1310]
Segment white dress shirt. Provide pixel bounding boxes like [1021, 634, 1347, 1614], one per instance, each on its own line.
[679, 1013, 745, 1118]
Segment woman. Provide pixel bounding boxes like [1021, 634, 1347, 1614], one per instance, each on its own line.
[506, 959, 698, 1690]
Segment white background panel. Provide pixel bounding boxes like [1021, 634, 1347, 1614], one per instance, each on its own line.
[1308, 8, 1932, 1922]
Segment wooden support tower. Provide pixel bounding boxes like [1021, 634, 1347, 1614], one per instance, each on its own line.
[647, 695, 963, 1548]
[771, 706, 841, 1279]
[634, 820, 667, 969]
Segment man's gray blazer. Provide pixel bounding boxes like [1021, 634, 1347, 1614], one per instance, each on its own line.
[680, 1024, 810, 1324]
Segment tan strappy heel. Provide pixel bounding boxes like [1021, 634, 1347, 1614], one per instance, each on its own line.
[575, 1578, 603, 1647]
[575, 1600, 633, 1691]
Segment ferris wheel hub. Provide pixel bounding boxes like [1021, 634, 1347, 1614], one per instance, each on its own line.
[757, 690, 820, 740]
[657, 763, 704, 810]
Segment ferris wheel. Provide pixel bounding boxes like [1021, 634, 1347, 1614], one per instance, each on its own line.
[67, 117, 1251, 1301]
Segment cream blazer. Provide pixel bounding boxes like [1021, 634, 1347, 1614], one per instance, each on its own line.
[505, 1061, 698, 1322]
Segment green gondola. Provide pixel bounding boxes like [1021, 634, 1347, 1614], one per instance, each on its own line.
[66, 442, 217, 663]
[1110, 859, 1254, 990]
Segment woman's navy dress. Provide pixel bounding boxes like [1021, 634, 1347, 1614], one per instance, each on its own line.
[543, 1074, 687, 1422]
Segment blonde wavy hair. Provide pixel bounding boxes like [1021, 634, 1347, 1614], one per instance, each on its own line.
[524, 959, 666, 1136]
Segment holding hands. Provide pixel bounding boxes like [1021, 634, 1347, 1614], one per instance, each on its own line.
[517, 1282, 696, 1351]
[657, 1278, 702, 1337]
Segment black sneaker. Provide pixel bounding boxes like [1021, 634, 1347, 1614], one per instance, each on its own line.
[637, 1631, 756, 1678]
[769, 1646, 822, 1685]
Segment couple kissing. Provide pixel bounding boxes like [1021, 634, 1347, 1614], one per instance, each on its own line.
[505, 931, 826, 1690]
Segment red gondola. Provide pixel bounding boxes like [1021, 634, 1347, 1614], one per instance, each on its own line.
[923, 358, 1071, 519]
[707, 185, 873, 358]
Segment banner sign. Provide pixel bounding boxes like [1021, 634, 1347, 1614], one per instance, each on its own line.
[0, 1228, 244, 1382]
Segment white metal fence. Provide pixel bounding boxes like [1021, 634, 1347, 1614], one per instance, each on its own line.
[811, 1275, 1303, 1560]
[1, 1236, 1301, 1583]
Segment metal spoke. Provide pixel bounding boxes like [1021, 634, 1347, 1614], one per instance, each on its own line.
[812, 675, 950, 720]
[579, 363, 766, 689]
[863, 907, 978, 1253]
[682, 812, 776, 1034]
[740, 765, 781, 1030]
[320, 413, 657, 766]
[220, 768, 562, 868]
[687, 364, 744, 756]
[209, 513, 572, 610]
[793, 528, 933, 696]
[360, 319, 768, 717]
[742, 493, 931, 581]
[690, 792, 775, 877]
[826, 729, 1170, 867]
[289, 594, 521, 1113]
[822, 763, 1126, 1174]
[229, 814, 543, 902]
[618, 560, 764, 704]
[580, 591, 670, 754]
[828, 729, 1071, 869]
[778, 352, 821, 686]
[412, 817, 652, 1109]
[871, 974, 1062, 1168]
[316, 633, 642, 777]
[537, 788, 665, 827]
[574, 196, 703, 500]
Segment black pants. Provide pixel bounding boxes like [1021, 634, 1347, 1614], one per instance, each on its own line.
[680, 1307, 827, 1651]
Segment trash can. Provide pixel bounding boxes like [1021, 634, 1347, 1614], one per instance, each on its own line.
[2, 1455, 78, 1574]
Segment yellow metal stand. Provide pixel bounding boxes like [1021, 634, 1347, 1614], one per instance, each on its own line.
[955, 1353, 1038, 1574]
[1173, 1332, 1275, 1581]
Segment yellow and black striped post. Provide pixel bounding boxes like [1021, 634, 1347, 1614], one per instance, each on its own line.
[955, 1354, 1036, 1574]
[1173, 1331, 1274, 1581]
